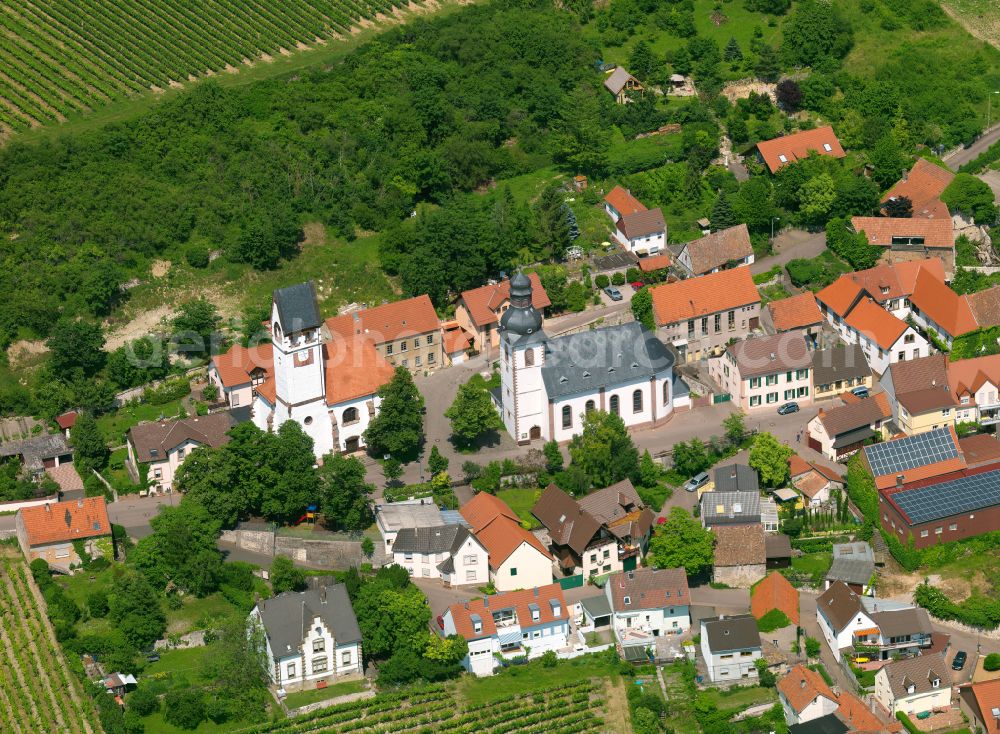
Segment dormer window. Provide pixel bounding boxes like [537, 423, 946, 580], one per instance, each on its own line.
[880, 286, 889, 295]
[823, 143, 833, 152]
[623, 595, 631, 605]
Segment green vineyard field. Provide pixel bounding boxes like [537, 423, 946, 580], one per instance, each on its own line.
[0, 0, 423, 134]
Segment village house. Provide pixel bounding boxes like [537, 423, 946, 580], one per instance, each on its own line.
[497, 274, 683, 444]
[455, 274, 551, 353]
[441, 321, 473, 365]
[906, 267, 992, 346]
[213, 282, 395, 458]
[806, 393, 891, 461]
[755, 126, 846, 174]
[778, 664, 839, 725]
[439, 584, 570, 677]
[460, 492, 553, 591]
[603, 67, 643, 104]
[861, 426, 967, 492]
[881, 355, 958, 435]
[851, 217, 955, 276]
[958, 678, 1000, 734]
[637, 253, 673, 281]
[789, 454, 845, 507]
[15, 497, 112, 573]
[374, 499, 448, 553]
[606, 568, 691, 647]
[208, 342, 273, 410]
[947, 353, 1000, 427]
[811, 345, 873, 402]
[701, 491, 779, 532]
[816, 581, 932, 662]
[699, 614, 762, 682]
[650, 266, 761, 363]
[603, 185, 646, 223]
[874, 654, 950, 718]
[825, 542, 875, 596]
[713, 463, 759, 493]
[250, 582, 363, 691]
[531, 480, 654, 579]
[676, 224, 754, 277]
[0, 433, 73, 479]
[613, 208, 667, 256]
[328, 295, 443, 374]
[882, 158, 954, 221]
[708, 332, 812, 412]
[126, 411, 239, 493]
[712, 524, 767, 588]
[391, 524, 488, 587]
[764, 292, 825, 343]
[752, 571, 799, 627]
[55, 411, 77, 439]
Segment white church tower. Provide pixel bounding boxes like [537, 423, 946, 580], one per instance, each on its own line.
[499, 273, 548, 444]
[266, 282, 336, 457]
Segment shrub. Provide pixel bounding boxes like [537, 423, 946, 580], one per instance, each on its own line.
[164, 688, 206, 730]
[611, 271, 626, 286]
[756, 608, 791, 632]
[143, 377, 191, 405]
[804, 637, 821, 658]
[595, 274, 610, 289]
[128, 686, 160, 716]
[896, 711, 920, 734]
[185, 244, 210, 269]
[87, 589, 110, 618]
[626, 267, 642, 283]
[984, 653, 1000, 671]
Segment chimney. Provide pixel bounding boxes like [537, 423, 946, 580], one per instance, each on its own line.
[902, 167, 908, 182]
[800, 678, 806, 689]
[45, 503, 51, 513]
[533, 587, 539, 597]
[769, 352, 776, 360]
[896, 474, 904, 488]
[77, 499, 84, 508]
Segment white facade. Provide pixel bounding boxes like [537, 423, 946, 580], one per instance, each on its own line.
[610, 604, 689, 642]
[874, 667, 950, 716]
[579, 537, 620, 578]
[709, 355, 811, 412]
[824, 310, 928, 376]
[393, 533, 489, 586]
[699, 629, 761, 682]
[548, 375, 671, 443]
[250, 608, 362, 689]
[780, 688, 839, 725]
[613, 227, 665, 256]
[816, 604, 877, 663]
[493, 542, 553, 592]
[501, 339, 549, 443]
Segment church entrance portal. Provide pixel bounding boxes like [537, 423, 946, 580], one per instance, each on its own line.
[529, 426, 542, 440]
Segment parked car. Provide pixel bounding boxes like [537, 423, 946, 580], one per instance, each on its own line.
[604, 286, 623, 301]
[952, 651, 967, 670]
[851, 386, 870, 399]
[777, 402, 800, 415]
[629, 281, 645, 290]
[684, 471, 709, 493]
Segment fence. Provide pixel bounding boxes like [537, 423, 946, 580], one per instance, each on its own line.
[0, 495, 58, 513]
[558, 574, 584, 590]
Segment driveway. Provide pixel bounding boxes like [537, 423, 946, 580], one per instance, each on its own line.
[751, 228, 826, 275]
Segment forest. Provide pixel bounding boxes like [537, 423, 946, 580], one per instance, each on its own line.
[2, 0, 1000, 420]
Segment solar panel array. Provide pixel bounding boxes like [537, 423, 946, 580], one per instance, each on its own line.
[893, 469, 1000, 524]
[864, 427, 958, 477]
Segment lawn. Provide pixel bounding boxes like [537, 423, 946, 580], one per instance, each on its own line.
[758, 282, 791, 305]
[457, 654, 619, 706]
[786, 250, 853, 292]
[283, 679, 367, 709]
[791, 551, 833, 578]
[166, 592, 244, 635]
[106, 447, 139, 493]
[496, 488, 542, 530]
[96, 399, 185, 446]
[699, 685, 778, 713]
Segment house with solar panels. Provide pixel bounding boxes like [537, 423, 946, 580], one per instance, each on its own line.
[863, 427, 1000, 548]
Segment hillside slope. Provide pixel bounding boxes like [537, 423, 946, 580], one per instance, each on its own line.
[0, 0, 427, 137]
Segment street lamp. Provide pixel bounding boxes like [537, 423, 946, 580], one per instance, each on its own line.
[989, 90, 999, 129]
[771, 216, 780, 240]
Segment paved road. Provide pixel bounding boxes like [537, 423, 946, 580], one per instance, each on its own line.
[945, 122, 1000, 170]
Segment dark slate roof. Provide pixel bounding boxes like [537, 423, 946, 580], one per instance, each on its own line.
[541, 322, 674, 400]
[764, 533, 792, 559]
[788, 715, 849, 734]
[273, 282, 321, 332]
[811, 344, 872, 387]
[700, 491, 761, 525]
[392, 524, 474, 555]
[871, 607, 932, 638]
[712, 464, 760, 492]
[826, 557, 875, 586]
[0, 433, 72, 472]
[701, 614, 761, 654]
[256, 583, 361, 658]
[831, 425, 875, 449]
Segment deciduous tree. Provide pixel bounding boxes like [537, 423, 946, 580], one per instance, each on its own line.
[568, 411, 640, 488]
[445, 380, 503, 446]
[270, 555, 305, 595]
[364, 367, 425, 460]
[647, 508, 714, 576]
[317, 454, 374, 532]
[748, 432, 793, 487]
[48, 319, 106, 376]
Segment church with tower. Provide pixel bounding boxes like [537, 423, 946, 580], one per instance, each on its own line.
[211, 282, 394, 459]
[496, 273, 687, 444]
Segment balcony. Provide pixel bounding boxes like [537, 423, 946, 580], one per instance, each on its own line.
[979, 406, 1000, 425]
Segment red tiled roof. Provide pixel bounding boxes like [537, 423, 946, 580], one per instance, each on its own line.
[851, 216, 954, 250]
[836, 690, 894, 733]
[959, 434, 1000, 469]
[789, 454, 812, 478]
[604, 185, 647, 217]
[459, 274, 551, 328]
[767, 292, 824, 332]
[817, 393, 891, 437]
[326, 295, 439, 344]
[256, 378, 276, 404]
[816, 278, 864, 318]
[752, 572, 799, 625]
[882, 158, 955, 220]
[211, 343, 274, 388]
[446, 583, 568, 640]
[460, 493, 549, 566]
[607, 567, 689, 612]
[443, 326, 473, 354]
[909, 267, 978, 338]
[756, 126, 845, 173]
[947, 354, 1000, 404]
[639, 254, 672, 273]
[55, 411, 78, 430]
[962, 678, 1000, 734]
[843, 298, 909, 350]
[323, 338, 394, 405]
[713, 524, 766, 566]
[681, 224, 753, 275]
[777, 664, 834, 713]
[461, 492, 520, 531]
[18, 497, 110, 546]
[650, 267, 759, 325]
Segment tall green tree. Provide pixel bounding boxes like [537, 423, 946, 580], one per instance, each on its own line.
[47, 319, 106, 376]
[780, 0, 853, 69]
[445, 380, 503, 446]
[427, 445, 449, 476]
[723, 410, 746, 445]
[631, 287, 654, 331]
[270, 555, 305, 595]
[942, 173, 998, 224]
[129, 501, 223, 596]
[353, 567, 431, 659]
[317, 454, 374, 532]
[723, 38, 743, 62]
[261, 422, 318, 522]
[71, 411, 109, 471]
[172, 298, 221, 357]
[748, 432, 793, 487]
[108, 570, 166, 649]
[364, 367, 425, 460]
[710, 192, 738, 232]
[534, 185, 572, 260]
[629, 40, 658, 81]
[647, 508, 715, 576]
[567, 411, 640, 489]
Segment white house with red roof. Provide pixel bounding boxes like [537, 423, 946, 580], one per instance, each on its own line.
[213, 282, 395, 459]
[603, 186, 667, 256]
[15, 497, 112, 572]
[460, 492, 553, 592]
[438, 583, 570, 676]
